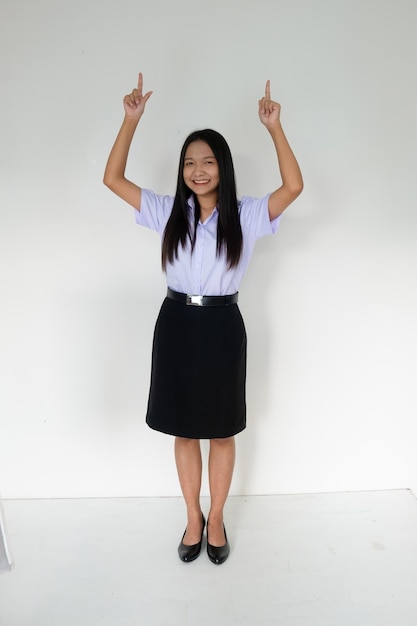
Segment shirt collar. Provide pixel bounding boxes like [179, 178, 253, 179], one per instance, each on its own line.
[187, 195, 219, 223]
[187, 194, 196, 211]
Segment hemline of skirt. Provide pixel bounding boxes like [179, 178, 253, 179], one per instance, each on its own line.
[146, 419, 246, 440]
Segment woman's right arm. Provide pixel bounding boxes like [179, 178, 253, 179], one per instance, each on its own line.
[103, 73, 153, 210]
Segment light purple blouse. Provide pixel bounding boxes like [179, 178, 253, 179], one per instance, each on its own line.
[135, 188, 280, 296]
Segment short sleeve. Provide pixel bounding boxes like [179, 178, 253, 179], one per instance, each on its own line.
[134, 188, 174, 235]
[239, 194, 281, 239]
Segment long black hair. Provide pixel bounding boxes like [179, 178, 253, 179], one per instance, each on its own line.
[161, 129, 243, 271]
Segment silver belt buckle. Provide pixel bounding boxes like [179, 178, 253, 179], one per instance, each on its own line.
[186, 294, 203, 306]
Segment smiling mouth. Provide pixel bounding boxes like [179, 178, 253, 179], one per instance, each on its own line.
[193, 180, 210, 184]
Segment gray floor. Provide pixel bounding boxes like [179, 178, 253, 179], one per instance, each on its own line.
[1, 490, 417, 625]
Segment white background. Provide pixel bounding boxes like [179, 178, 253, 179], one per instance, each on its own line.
[1, 0, 416, 498]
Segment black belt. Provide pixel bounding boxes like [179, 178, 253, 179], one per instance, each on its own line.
[167, 288, 238, 307]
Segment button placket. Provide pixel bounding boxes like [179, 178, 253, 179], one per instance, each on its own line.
[192, 223, 205, 294]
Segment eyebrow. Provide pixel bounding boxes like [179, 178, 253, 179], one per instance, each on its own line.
[184, 155, 216, 161]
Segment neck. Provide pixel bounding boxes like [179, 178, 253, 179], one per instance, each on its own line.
[200, 206, 216, 221]
[196, 192, 218, 217]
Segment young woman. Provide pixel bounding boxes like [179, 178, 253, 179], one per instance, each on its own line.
[104, 73, 303, 565]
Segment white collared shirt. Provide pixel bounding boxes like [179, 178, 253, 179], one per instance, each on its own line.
[135, 189, 280, 296]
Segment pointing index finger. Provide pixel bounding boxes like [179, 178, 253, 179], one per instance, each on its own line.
[265, 79, 271, 100]
[137, 72, 143, 95]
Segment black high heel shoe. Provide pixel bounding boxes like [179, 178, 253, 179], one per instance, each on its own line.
[178, 513, 206, 563]
[207, 522, 230, 565]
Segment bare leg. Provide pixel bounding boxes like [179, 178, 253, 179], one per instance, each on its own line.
[207, 436, 235, 546]
[174, 437, 204, 545]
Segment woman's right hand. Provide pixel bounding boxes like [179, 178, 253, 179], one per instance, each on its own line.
[123, 72, 153, 119]
[103, 72, 152, 207]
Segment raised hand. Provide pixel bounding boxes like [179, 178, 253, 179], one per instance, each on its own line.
[123, 72, 153, 119]
[258, 80, 281, 129]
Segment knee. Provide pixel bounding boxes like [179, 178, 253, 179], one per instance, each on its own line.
[175, 436, 201, 448]
[210, 436, 235, 447]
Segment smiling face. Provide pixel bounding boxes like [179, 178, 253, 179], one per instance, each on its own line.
[183, 140, 220, 205]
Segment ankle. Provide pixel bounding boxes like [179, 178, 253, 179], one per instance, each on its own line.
[186, 506, 203, 524]
[207, 511, 224, 526]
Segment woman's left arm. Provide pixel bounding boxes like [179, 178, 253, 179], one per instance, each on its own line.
[258, 80, 303, 220]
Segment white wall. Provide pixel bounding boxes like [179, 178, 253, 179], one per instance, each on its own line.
[1, 0, 416, 498]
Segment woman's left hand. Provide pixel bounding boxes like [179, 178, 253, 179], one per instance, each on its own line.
[258, 80, 281, 129]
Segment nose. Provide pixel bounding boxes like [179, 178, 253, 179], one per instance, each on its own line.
[193, 163, 205, 175]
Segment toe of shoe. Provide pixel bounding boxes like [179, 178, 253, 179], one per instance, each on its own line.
[207, 541, 230, 564]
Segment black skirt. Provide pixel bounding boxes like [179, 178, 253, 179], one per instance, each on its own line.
[145, 297, 247, 439]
